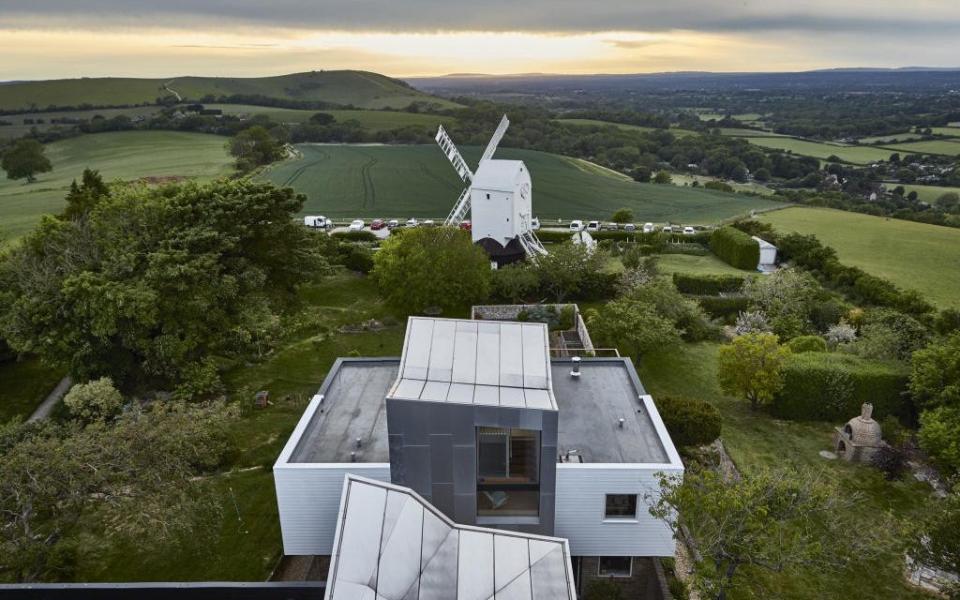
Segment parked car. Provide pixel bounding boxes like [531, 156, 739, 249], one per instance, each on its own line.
[459, 221, 472, 232]
[683, 226, 696, 236]
[387, 219, 399, 229]
[642, 222, 655, 233]
[349, 219, 365, 232]
[569, 220, 585, 232]
[406, 218, 419, 228]
[303, 215, 328, 228]
[603, 222, 619, 231]
[370, 219, 386, 231]
[531, 217, 541, 231]
[423, 219, 435, 227]
[662, 225, 673, 233]
[587, 220, 600, 232]
[623, 223, 636, 232]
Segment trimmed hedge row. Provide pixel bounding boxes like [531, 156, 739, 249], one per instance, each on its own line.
[710, 226, 760, 270]
[331, 230, 378, 242]
[655, 395, 722, 448]
[692, 294, 750, 321]
[772, 352, 909, 422]
[673, 273, 746, 295]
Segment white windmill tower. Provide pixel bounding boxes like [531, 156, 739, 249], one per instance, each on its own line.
[435, 115, 547, 265]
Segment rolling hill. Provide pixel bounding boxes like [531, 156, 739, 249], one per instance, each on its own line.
[0, 71, 458, 112]
[261, 144, 782, 223]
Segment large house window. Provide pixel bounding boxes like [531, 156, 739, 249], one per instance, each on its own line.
[597, 556, 633, 578]
[477, 427, 539, 518]
[604, 494, 638, 520]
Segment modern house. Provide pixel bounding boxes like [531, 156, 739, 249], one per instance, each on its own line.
[274, 316, 683, 597]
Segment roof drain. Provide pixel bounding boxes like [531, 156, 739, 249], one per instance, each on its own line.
[570, 356, 581, 378]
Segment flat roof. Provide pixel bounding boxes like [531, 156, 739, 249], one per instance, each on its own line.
[326, 475, 575, 600]
[552, 359, 670, 464]
[286, 357, 675, 466]
[390, 317, 557, 410]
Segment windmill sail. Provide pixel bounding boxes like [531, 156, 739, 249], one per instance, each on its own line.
[435, 125, 473, 182]
[480, 115, 509, 163]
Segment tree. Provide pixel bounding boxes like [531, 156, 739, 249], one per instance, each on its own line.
[0, 400, 237, 582]
[935, 192, 960, 214]
[919, 407, 960, 476]
[655, 396, 721, 448]
[63, 377, 124, 424]
[309, 112, 336, 125]
[717, 332, 791, 410]
[532, 242, 609, 302]
[908, 487, 960, 598]
[910, 333, 960, 410]
[0, 180, 323, 390]
[62, 168, 110, 220]
[586, 297, 680, 359]
[491, 263, 540, 303]
[650, 468, 889, 600]
[227, 126, 285, 171]
[653, 170, 673, 184]
[372, 227, 491, 314]
[1, 138, 52, 183]
[611, 208, 634, 224]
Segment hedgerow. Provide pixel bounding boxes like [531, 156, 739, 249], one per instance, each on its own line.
[710, 226, 760, 270]
[655, 395, 722, 448]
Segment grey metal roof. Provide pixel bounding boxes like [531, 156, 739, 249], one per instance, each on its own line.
[471, 159, 526, 192]
[390, 318, 557, 410]
[326, 475, 576, 600]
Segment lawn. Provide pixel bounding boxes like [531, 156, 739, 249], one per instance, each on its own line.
[901, 184, 960, 203]
[654, 253, 755, 277]
[0, 130, 234, 246]
[930, 127, 960, 137]
[638, 342, 934, 600]
[206, 104, 453, 131]
[670, 173, 776, 196]
[0, 106, 162, 140]
[262, 144, 782, 224]
[0, 357, 65, 423]
[878, 139, 960, 157]
[744, 137, 894, 164]
[858, 132, 926, 144]
[556, 118, 697, 137]
[762, 206, 960, 309]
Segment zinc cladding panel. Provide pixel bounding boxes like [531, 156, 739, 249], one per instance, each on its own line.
[499, 387, 526, 408]
[457, 531, 495, 600]
[499, 324, 525, 388]
[427, 320, 456, 382]
[452, 321, 478, 384]
[393, 378, 425, 400]
[475, 322, 501, 386]
[420, 381, 451, 402]
[554, 465, 681, 557]
[274, 465, 391, 556]
[473, 385, 499, 406]
[521, 324, 549, 389]
[524, 389, 553, 410]
[402, 318, 434, 380]
[335, 482, 387, 587]
[447, 382, 475, 404]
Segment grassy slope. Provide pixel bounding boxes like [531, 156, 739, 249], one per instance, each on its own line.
[877, 139, 960, 157]
[0, 106, 162, 140]
[556, 118, 697, 137]
[0, 358, 65, 423]
[0, 71, 457, 111]
[744, 137, 894, 164]
[859, 132, 926, 144]
[762, 206, 960, 308]
[262, 144, 781, 224]
[901, 184, 960, 203]
[638, 343, 932, 600]
[206, 104, 451, 130]
[0, 131, 234, 245]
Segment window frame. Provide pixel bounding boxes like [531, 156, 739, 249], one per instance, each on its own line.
[602, 493, 639, 522]
[597, 556, 633, 578]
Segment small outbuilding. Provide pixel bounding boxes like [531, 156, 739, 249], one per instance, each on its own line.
[752, 236, 778, 273]
[833, 403, 884, 463]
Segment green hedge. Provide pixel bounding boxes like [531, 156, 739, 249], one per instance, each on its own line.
[710, 226, 760, 270]
[673, 273, 746, 295]
[786, 335, 828, 353]
[772, 352, 909, 421]
[693, 294, 750, 321]
[331, 230, 378, 242]
[655, 395, 722, 448]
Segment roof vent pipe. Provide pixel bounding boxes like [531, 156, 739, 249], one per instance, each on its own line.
[618, 418, 625, 429]
[355, 437, 362, 448]
[350, 451, 357, 462]
[570, 356, 581, 378]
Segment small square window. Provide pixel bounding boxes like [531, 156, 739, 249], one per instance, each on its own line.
[598, 556, 632, 578]
[604, 494, 637, 519]
[486, 193, 491, 199]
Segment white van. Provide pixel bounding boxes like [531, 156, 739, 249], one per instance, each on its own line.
[587, 220, 600, 232]
[303, 215, 328, 228]
[683, 226, 696, 236]
[643, 222, 655, 233]
[569, 220, 584, 232]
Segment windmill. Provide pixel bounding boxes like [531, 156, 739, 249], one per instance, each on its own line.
[435, 115, 546, 265]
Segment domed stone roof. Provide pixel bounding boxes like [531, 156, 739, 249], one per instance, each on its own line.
[843, 403, 882, 447]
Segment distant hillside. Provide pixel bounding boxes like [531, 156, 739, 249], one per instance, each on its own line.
[0, 70, 459, 112]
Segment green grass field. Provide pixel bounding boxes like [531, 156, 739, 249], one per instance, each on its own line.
[878, 139, 960, 157]
[206, 104, 452, 131]
[858, 132, 925, 144]
[0, 131, 234, 245]
[930, 127, 960, 137]
[744, 137, 894, 164]
[669, 173, 776, 196]
[654, 253, 754, 276]
[717, 127, 788, 138]
[262, 144, 782, 224]
[762, 206, 960, 308]
[901, 184, 960, 203]
[0, 71, 457, 111]
[556, 118, 697, 137]
[0, 106, 162, 140]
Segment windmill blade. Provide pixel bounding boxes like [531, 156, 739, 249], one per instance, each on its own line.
[480, 114, 510, 163]
[444, 185, 472, 227]
[435, 125, 473, 182]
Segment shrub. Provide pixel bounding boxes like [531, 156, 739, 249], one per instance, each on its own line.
[661, 242, 709, 256]
[673, 273, 745, 296]
[825, 321, 857, 347]
[655, 396, 722, 448]
[331, 230, 377, 242]
[584, 579, 623, 600]
[64, 377, 124, 424]
[772, 352, 909, 421]
[491, 263, 539, 302]
[786, 335, 828, 353]
[880, 414, 906, 447]
[342, 245, 374, 273]
[871, 445, 907, 480]
[710, 226, 760, 270]
[845, 308, 930, 361]
[695, 295, 751, 322]
[735, 310, 771, 335]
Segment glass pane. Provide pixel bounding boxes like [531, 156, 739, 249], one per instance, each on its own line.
[477, 427, 508, 479]
[510, 429, 538, 483]
[477, 489, 540, 517]
[604, 494, 637, 519]
[598, 557, 632, 577]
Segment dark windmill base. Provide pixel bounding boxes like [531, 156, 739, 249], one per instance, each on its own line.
[477, 237, 527, 267]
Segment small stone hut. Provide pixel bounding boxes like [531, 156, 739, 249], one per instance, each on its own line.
[833, 402, 884, 462]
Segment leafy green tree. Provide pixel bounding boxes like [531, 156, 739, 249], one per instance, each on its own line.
[742, 269, 822, 339]
[62, 168, 110, 220]
[611, 208, 634, 224]
[587, 297, 680, 359]
[655, 396, 721, 448]
[63, 377, 124, 424]
[0, 180, 322, 390]
[227, 125, 285, 171]
[650, 468, 888, 600]
[653, 170, 673, 184]
[309, 112, 336, 125]
[0, 400, 236, 582]
[372, 227, 491, 315]
[717, 332, 791, 410]
[624, 279, 715, 342]
[908, 487, 960, 598]
[919, 408, 960, 476]
[491, 263, 540, 303]
[533, 242, 608, 302]
[910, 333, 960, 410]
[935, 192, 960, 214]
[1, 138, 52, 182]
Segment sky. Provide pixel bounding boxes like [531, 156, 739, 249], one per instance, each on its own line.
[1, 1, 959, 80]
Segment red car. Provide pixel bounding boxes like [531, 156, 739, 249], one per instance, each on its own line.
[370, 219, 386, 231]
[459, 221, 472, 232]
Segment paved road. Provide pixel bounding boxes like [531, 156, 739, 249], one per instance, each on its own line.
[28, 376, 73, 422]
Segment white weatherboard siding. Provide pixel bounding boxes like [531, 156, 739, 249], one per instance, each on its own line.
[555, 464, 681, 557]
[274, 464, 391, 555]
